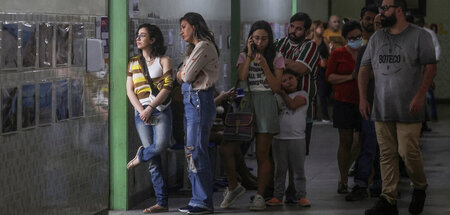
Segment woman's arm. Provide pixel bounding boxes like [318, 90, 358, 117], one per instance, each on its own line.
[181, 41, 215, 83]
[255, 53, 282, 92]
[327, 72, 355, 85]
[237, 54, 251, 81]
[326, 50, 356, 85]
[149, 56, 172, 108]
[126, 76, 145, 113]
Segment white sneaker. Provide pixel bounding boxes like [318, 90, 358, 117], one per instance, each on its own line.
[220, 183, 246, 208]
[249, 194, 266, 211]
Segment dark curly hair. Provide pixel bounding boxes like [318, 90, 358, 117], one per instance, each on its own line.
[243, 20, 276, 73]
[136, 23, 166, 56]
[342, 20, 362, 39]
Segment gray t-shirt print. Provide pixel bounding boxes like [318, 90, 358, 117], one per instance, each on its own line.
[361, 24, 437, 122]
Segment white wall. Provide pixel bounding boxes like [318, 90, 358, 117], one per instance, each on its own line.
[0, 0, 107, 15]
[137, 0, 230, 20]
[298, 0, 329, 21]
[331, 0, 365, 20]
[240, 0, 292, 23]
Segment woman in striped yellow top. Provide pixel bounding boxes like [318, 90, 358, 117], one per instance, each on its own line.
[126, 23, 173, 213]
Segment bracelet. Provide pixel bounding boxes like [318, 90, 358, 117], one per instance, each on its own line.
[148, 104, 155, 109]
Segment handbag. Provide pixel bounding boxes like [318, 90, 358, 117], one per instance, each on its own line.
[223, 80, 255, 142]
[140, 55, 171, 111]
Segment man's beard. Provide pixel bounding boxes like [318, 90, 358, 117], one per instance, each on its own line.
[288, 33, 305, 44]
[381, 13, 397, 27]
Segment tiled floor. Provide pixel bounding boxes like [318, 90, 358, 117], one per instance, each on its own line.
[110, 105, 450, 215]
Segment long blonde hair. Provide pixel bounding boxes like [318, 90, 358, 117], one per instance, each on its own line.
[307, 20, 323, 41]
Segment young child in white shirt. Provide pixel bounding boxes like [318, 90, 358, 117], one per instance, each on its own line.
[266, 70, 311, 207]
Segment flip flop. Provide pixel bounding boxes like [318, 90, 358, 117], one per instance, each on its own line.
[126, 146, 143, 170]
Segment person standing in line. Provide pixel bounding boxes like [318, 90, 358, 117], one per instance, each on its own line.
[326, 21, 363, 194]
[308, 20, 332, 123]
[274, 12, 320, 157]
[237, 20, 284, 211]
[176, 12, 220, 215]
[346, 12, 382, 202]
[266, 70, 311, 207]
[360, 5, 378, 45]
[359, 0, 437, 214]
[126, 23, 173, 213]
[323, 15, 346, 52]
[274, 12, 320, 203]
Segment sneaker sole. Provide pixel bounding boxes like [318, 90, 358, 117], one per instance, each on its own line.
[249, 206, 266, 211]
[220, 187, 246, 208]
[187, 211, 212, 215]
[266, 202, 283, 206]
[179, 208, 190, 213]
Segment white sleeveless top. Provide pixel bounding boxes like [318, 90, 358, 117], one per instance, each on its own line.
[147, 57, 163, 78]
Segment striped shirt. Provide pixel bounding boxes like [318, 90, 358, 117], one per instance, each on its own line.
[127, 55, 173, 107]
[274, 37, 320, 121]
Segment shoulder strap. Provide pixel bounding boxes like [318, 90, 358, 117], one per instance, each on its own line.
[139, 55, 160, 96]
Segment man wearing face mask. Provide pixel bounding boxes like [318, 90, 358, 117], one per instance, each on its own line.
[274, 12, 320, 203]
[359, 0, 437, 214]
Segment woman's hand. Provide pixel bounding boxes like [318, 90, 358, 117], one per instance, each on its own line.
[254, 53, 267, 67]
[247, 36, 254, 57]
[177, 66, 184, 83]
[139, 106, 153, 123]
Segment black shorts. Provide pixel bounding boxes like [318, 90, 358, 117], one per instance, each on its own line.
[332, 100, 361, 131]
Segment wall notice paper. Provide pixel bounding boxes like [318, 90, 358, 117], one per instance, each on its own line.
[71, 79, 84, 118]
[56, 80, 69, 121]
[2, 23, 18, 69]
[56, 24, 70, 65]
[39, 82, 52, 125]
[39, 23, 53, 67]
[21, 22, 37, 68]
[2, 87, 18, 133]
[22, 84, 36, 128]
[72, 24, 85, 66]
[168, 29, 174, 45]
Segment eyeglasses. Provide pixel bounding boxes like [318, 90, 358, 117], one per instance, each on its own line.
[136, 34, 147, 40]
[378, 5, 398, 12]
[348, 35, 362, 42]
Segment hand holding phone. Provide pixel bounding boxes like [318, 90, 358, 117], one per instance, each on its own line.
[247, 36, 255, 57]
[227, 87, 235, 93]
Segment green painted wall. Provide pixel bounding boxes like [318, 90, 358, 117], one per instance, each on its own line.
[109, 0, 128, 210]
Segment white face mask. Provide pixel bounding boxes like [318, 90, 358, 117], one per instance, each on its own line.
[348, 38, 362, 49]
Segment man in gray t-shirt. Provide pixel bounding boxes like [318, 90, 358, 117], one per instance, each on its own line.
[358, 0, 437, 214]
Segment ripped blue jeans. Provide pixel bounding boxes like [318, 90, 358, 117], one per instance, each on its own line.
[182, 83, 216, 211]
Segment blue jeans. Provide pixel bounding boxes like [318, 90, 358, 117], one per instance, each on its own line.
[134, 107, 172, 207]
[182, 83, 215, 211]
[426, 89, 437, 119]
[354, 116, 381, 189]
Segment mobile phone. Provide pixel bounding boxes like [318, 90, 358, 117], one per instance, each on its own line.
[145, 116, 159, 125]
[251, 44, 257, 54]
